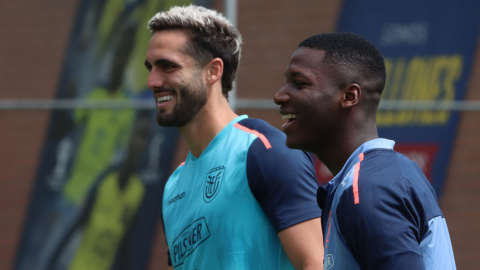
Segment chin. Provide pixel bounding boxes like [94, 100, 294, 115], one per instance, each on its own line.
[156, 114, 174, 127]
[285, 137, 302, 150]
[285, 136, 314, 152]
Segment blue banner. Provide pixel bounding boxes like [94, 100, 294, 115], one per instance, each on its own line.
[13, 0, 213, 269]
[330, 0, 480, 198]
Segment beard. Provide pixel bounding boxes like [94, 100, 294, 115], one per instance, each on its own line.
[156, 79, 208, 127]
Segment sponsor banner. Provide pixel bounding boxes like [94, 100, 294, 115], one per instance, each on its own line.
[313, 0, 480, 197]
[14, 0, 212, 269]
[171, 217, 211, 267]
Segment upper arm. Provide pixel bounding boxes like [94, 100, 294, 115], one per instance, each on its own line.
[278, 217, 324, 270]
[246, 139, 322, 232]
[242, 122, 323, 268]
[337, 164, 426, 270]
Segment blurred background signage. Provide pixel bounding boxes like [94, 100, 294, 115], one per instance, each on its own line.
[13, 0, 209, 269]
[314, 0, 480, 200]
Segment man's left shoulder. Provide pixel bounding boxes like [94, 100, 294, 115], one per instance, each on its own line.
[361, 149, 419, 180]
[236, 118, 304, 154]
[236, 118, 284, 141]
[239, 118, 316, 185]
[354, 148, 440, 215]
[237, 119, 321, 232]
[362, 149, 433, 187]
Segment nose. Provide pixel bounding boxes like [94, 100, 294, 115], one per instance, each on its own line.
[274, 85, 289, 105]
[147, 69, 165, 90]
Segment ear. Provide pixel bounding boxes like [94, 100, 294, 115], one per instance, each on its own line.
[205, 57, 224, 86]
[341, 83, 361, 109]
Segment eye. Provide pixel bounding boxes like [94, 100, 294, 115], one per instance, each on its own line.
[145, 63, 152, 72]
[294, 81, 307, 87]
[162, 63, 176, 72]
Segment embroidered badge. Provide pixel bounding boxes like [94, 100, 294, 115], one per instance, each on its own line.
[204, 166, 224, 203]
[324, 254, 334, 270]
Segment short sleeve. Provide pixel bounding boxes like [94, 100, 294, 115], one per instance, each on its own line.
[240, 119, 321, 233]
[336, 151, 427, 270]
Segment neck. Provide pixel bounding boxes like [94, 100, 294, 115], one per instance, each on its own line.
[179, 89, 238, 158]
[316, 118, 378, 176]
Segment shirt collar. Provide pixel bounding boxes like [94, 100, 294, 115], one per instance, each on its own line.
[330, 138, 395, 185]
[188, 115, 248, 162]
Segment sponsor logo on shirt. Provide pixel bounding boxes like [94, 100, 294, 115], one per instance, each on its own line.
[204, 166, 224, 203]
[324, 254, 334, 270]
[168, 192, 186, 206]
[171, 217, 211, 267]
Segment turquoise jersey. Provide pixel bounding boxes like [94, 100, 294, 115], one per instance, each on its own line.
[162, 115, 321, 269]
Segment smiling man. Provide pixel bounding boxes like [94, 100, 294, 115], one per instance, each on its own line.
[144, 5, 323, 270]
[274, 32, 456, 270]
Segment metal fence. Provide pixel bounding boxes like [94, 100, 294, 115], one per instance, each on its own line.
[1, 99, 480, 111]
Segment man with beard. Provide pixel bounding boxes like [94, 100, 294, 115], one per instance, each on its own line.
[144, 5, 323, 270]
[274, 33, 456, 270]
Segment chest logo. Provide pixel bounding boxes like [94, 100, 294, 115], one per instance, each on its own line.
[204, 166, 225, 203]
[324, 254, 334, 270]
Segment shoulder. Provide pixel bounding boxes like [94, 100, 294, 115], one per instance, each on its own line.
[358, 149, 438, 207]
[237, 118, 321, 231]
[344, 149, 416, 211]
[236, 118, 285, 145]
[236, 118, 312, 163]
[235, 118, 316, 184]
[235, 118, 316, 185]
[337, 148, 442, 234]
[236, 118, 283, 136]
[357, 149, 407, 191]
[236, 118, 288, 140]
[334, 149, 443, 269]
[164, 162, 185, 189]
[171, 161, 186, 174]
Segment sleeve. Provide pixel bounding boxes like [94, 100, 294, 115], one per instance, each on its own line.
[246, 137, 322, 233]
[336, 161, 427, 270]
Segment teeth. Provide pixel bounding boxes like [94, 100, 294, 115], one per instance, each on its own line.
[158, 95, 174, 103]
[282, 114, 297, 119]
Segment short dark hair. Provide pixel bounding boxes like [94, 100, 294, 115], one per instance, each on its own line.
[299, 32, 386, 114]
[148, 5, 242, 99]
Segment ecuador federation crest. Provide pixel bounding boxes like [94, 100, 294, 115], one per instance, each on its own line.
[203, 166, 224, 203]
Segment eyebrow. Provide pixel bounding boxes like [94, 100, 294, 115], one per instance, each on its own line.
[144, 58, 180, 69]
[285, 71, 310, 80]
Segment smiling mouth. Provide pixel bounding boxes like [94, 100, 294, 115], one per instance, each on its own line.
[158, 94, 174, 103]
[156, 94, 176, 107]
[282, 113, 297, 122]
[280, 113, 297, 130]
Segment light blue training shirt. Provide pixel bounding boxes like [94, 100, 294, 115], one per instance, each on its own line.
[162, 115, 321, 269]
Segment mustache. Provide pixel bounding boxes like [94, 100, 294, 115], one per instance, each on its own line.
[152, 87, 176, 94]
